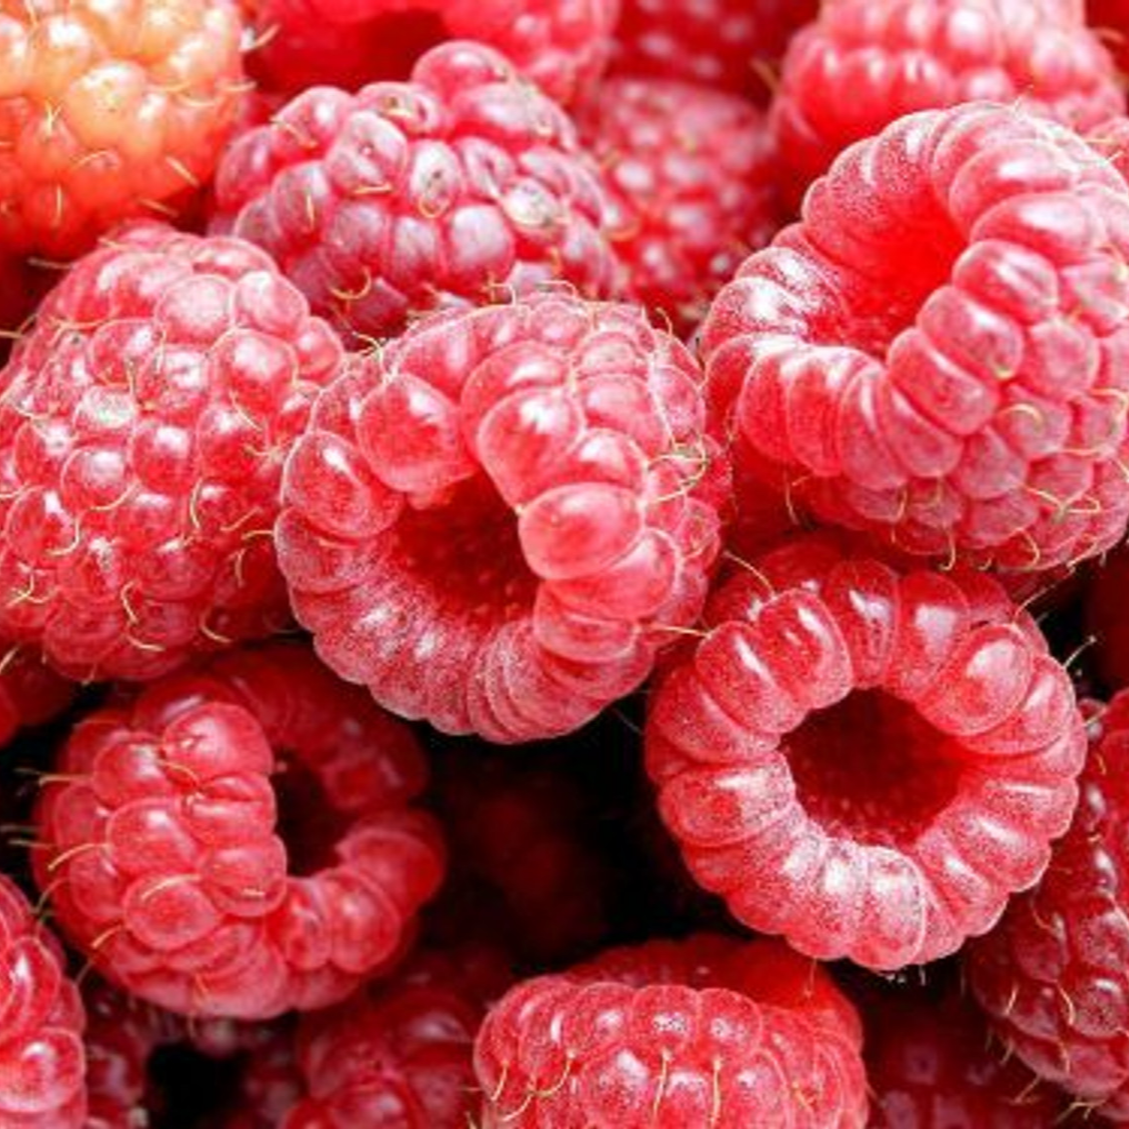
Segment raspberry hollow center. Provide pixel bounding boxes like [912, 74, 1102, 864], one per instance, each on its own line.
[273, 755, 342, 877]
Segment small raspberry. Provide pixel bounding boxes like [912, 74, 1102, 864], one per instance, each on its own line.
[703, 102, 1129, 573]
[0, 223, 344, 681]
[0, 649, 74, 748]
[211, 42, 625, 344]
[34, 641, 446, 1019]
[771, 0, 1125, 204]
[277, 292, 727, 743]
[0, 875, 87, 1127]
[966, 692, 1129, 1120]
[0, 0, 246, 257]
[575, 77, 780, 335]
[646, 533, 1086, 970]
[474, 934, 868, 1127]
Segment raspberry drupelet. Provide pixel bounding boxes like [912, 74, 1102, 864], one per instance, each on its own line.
[277, 292, 728, 744]
[0, 649, 73, 748]
[645, 534, 1086, 970]
[703, 102, 1129, 573]
[34, 642, 446, 1020]
[473, 933, 868, 1128]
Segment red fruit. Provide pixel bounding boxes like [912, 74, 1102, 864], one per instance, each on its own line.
[576, 77, 779, 335]
[703, 102, 1129, 573]
[1087, 542, 1129, 691]
[211, 41, 625, 344]
[966, 692, 1129, 1120]
[0, 649, 73, 747]
[474, 934, 868, 1127]
[277, 292, 727, 743]
[0, 223, 344, 681]
[1089, 0, 1129, 74]
[0, 875, 87, 1127]
[0, 0, 245, 257]
[34, 642, 446, 1019]
[772, 0, 1124, 204]
[645, 533, 1086, 970]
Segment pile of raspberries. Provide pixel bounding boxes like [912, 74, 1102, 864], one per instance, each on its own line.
[10, 0, 1129, 1124]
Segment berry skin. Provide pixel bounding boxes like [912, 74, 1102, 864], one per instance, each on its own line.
[771, 0, 1125, 204]
[0, 650, 73, 748]
[966, 693, 1129, 1121]
[0, 0, 245, 257]
[0, 874, 87, 1127]
[473, 934, 868, 1128]
[0, 223, 344, 681]
[702, 102, 1129, 573]
[645, 534, 1086, 970]
[34, 642, 446, 1020]
[211, 42, 625, 344]
[575, 77, 780, 335]
[277, 292, 727, 743]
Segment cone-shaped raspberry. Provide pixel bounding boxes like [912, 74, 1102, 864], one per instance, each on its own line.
[474, 934, 868, 1128]
[0, 875, 87, 1127]
[646, 533, 1086, 970]
[0, 0, 245, 257]
[34, 641, 446, 1019]
[211, 42, 625, 345]
[0, 649, 73, 748]
[0, 224, 345, 681]
[277, 292, 727, 743]
[575, 77, 780, 335]
[772, 0, 1124, 204]
[703, 102, 1129, 573]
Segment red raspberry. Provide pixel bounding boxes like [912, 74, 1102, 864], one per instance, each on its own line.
[473, 934, 868, 1127]
[0, 0, 246, 257]
[575, 77, 779, 335]
[966, 693, 1129, 1120]
[1087, 543, 1129, 691]
[1089, 0, 1129, 74]
[645, 533, 1086, 970]
[210, 42, 625, 344]
[0, 649, 74, 748]
[34, 642, 446, 1019]
[0, 875, 87, 1127]
[703, 102, 1129, 573]
[277, 293, 727, 743]
[772, 0, 1124, 204]
[0, 223, 344, 681]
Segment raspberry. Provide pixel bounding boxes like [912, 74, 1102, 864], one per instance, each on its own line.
[575, 77, 779, 335]
[211, 42, 625, 344]
[1087, 543, 1129, 691]
[0, 874, 87, 1127]
[966, 692, 1129, 1120]
[0, 223, 344, 681]
[1089, 0, 1129, 74]
[0, 649, 73, 748]
[0, 0, 245, 257]
[645, 533, 1086, 970]
[473, 934, 868, 1127]
[771, 0, 1124, 204]
[702, 102, 1129, 573]
[34, 642, 446, 1019]
[277, 293, 726, 743]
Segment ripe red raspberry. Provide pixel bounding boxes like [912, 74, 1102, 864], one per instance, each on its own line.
[1089, 0, 1129, 74]
[772, 0, 1124, 204]
[277, 293, 727, 743]
[1087, 543, 1129, 691]
[703, 102, 1129, 573]
[0, 0, 246, 258]
[474, 934, 868, 1127]
[0, 223, 344, 682]
[34, 642, 446, 1019]
[966, 692, 1129, 1120]
[575, 77, 779, 335]
[211, 42, 625, 344]
[0, 649, 74, 747]
[646, 533, 1086, 970]
[0, 875, 87, 1127]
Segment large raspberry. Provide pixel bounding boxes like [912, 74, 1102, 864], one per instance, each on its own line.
[34, 642, 446, 1019]
[645, 534, 1086, 970]
[474, 934, 868, 1127]
[771, 0, 1124, 204]
[703, 102, 1129, 573]
[0, 224, 344, 681]
[211, 42, 625, 344]
[575, 77, 779, 335]
[0, 875, 87, 1127]
[277, 293, 726, 743]
[0, 0, 245, 257]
